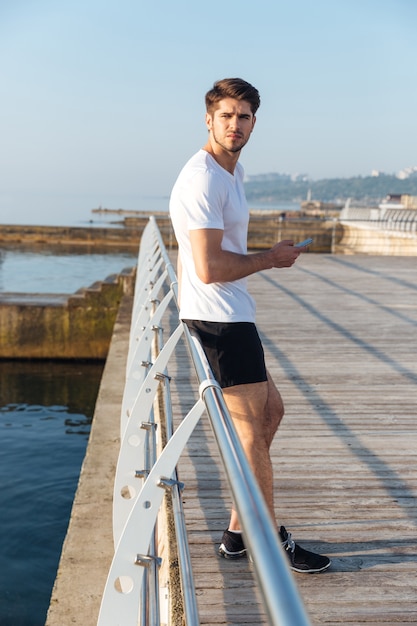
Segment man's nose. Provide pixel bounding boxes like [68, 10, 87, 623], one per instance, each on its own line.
[229, 115, 240, 129]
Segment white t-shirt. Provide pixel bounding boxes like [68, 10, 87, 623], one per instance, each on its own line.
[169, 149, 256, 323]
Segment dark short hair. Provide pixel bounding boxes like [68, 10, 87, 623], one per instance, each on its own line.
[205, 78, 260, 115]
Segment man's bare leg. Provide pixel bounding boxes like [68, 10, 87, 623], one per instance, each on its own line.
[221, 371, 284, 531]
[220, 371, 332, 572]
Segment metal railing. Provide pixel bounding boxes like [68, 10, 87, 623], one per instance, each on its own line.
[340, 205, 417, 233]
[98, 216, 311, 626]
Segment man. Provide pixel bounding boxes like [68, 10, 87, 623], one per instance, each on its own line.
[169, 78, 330, 573]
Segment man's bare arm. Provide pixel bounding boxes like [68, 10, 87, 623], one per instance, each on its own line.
[190, 228, 301, 284]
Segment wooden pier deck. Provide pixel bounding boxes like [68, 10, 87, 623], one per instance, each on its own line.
[168, 253, 417, 625]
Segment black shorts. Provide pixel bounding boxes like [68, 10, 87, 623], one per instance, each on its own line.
[182, 320, 267, 389]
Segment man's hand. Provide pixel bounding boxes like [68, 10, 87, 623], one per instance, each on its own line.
[266, 239, 301, 269]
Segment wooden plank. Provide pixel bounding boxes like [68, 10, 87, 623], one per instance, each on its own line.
[166, 254, 417, 626]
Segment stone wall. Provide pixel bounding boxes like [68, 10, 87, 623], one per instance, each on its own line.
[0, 269, 135, 359]
[335, 223, 417, 255]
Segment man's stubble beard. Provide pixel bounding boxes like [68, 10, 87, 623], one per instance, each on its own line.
[212, 129, 249, 154]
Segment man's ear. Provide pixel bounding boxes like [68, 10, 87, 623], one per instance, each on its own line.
[205, 112, 213, 131]
[252, 115, 257, 130]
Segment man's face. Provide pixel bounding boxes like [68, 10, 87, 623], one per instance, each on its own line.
[205, 97, 256, 154]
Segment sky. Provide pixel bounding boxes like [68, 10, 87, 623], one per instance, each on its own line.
[1, 0, 416, 225]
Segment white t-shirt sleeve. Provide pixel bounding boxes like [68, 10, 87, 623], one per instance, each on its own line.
[181, 169, 226, 231]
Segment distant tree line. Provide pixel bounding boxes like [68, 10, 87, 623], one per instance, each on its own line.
[244, 173, 417, 204]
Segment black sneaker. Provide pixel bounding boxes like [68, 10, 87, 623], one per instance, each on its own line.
[218, 530, 247, 559]
[219, 527, 331, 574]
[279, 526, 331, 574]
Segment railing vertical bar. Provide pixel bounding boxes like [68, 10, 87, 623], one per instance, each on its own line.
[160, 371, 200, 625]
[140, 569, 148, 626]
[170, 479, 200, 626]
[155, 314, 200, 626]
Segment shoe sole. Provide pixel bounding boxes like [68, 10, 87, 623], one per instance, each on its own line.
[219, 547, 331, 573]
[290, 559, 331, 574]
[219, 554, 330, 572]
[218, 545, 247, 559]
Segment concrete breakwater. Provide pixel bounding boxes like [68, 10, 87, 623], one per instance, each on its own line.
[123, 212, 337, 252]
[0, 223, 145, 251]
[0, 213, 336, 252]
[0, 270, 135, 359]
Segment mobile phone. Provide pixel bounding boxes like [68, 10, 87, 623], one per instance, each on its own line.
[295, 238, 313, 248]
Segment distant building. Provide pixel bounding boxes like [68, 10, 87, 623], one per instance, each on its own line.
[379, 194, 417, 209]
[396, 166, 417, 180]
[300, 199, 344, 216]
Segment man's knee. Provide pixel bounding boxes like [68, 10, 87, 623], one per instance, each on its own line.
[266, 373, 284, 430]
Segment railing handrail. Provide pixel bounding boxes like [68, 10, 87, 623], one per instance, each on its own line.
[98, 216, 311, 626]
[340, 205, 417, 232]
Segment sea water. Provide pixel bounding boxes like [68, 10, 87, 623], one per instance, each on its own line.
[0, 248, 137, 294]
[0, 360, 104, 626]
[0, 246, 136, 625]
